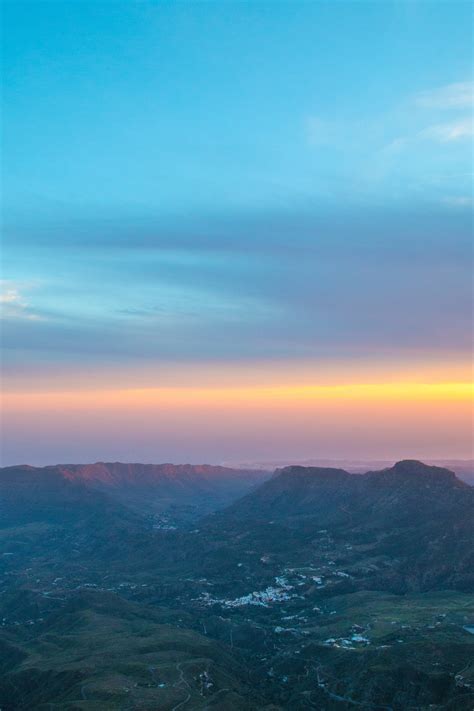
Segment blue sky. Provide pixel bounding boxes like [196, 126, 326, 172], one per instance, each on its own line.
[2, 0, 473, 383]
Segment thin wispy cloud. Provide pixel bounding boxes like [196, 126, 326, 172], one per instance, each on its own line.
[420, 118, 473, 143]
[0, 281, 42, 321]
[415, 81, 474, 110]
[305, 80, 472, 197]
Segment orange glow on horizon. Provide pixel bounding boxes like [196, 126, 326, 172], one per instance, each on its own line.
[3, 381, 473, 411]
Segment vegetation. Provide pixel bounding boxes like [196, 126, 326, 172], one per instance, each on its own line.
[0, 461, 473, 709]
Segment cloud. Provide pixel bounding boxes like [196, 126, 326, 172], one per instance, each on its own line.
[0, 288, 25, 306]
[415, 81, 474, 110]
[420, 118, 473, 142]
[381, 137, 408, 154]
[1, 203, 472, 381]
[0, 281, 42, 321]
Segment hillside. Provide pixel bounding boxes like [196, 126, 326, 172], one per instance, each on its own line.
[0, 590, 270, 710]
[195, 460, 474, 593]
[0, 459, 473, 709]
[0, 462, 270, 524]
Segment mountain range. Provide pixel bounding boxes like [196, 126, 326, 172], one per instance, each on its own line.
[0, 459, 473, 709]
[0, 461, 269, 525]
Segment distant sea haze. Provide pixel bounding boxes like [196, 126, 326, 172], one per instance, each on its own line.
[2, 378, 472, 466]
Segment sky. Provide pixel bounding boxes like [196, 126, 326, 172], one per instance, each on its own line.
[1, 1, 473, 466]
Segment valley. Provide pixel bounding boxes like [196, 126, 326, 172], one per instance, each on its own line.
[0, 461, 473, 709]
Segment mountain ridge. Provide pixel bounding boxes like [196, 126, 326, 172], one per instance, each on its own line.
[1, 458, 473, 708]
[0, 461, 272, 524]
[199, 459, 474, 593]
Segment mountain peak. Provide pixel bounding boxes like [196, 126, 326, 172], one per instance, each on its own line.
[394, 458, 441, 471]
[367, 459, 459, 486]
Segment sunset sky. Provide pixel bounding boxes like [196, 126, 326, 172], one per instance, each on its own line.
[2, 1, 473, 465]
